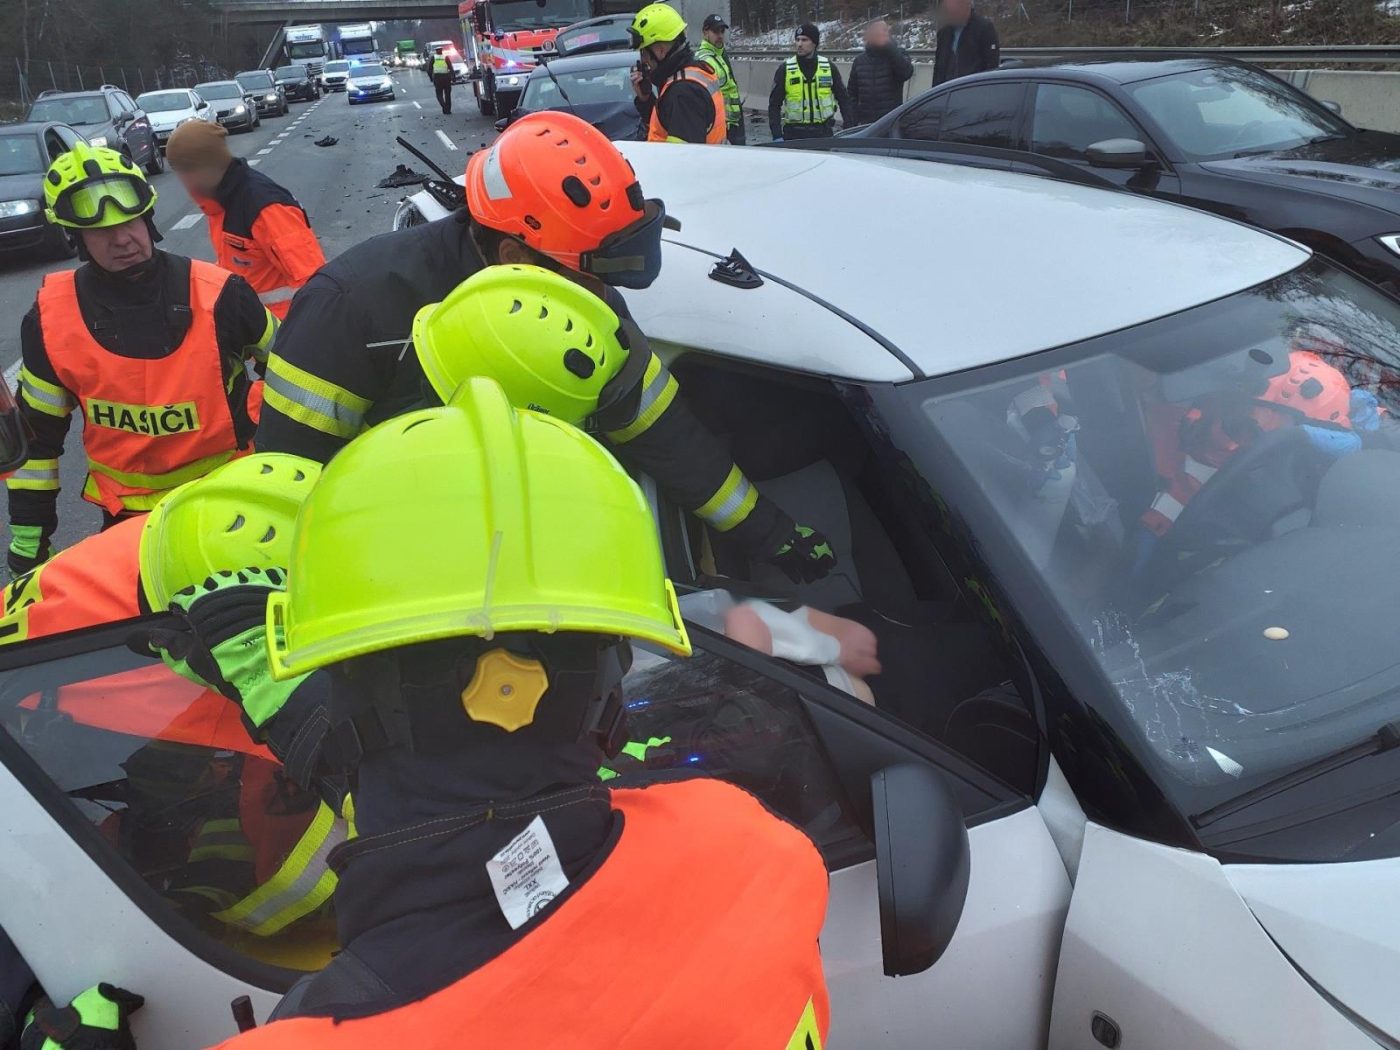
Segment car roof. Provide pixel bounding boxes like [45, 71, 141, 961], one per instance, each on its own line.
[196, 80, 239, 88]
[969, 54, 1234, 86]
[617, 143, 1310, 380]
[533, 50, 636, 74]
[0, 121, 59, 136]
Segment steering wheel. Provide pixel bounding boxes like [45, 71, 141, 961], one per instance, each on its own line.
[1139, 426, 1329, 590]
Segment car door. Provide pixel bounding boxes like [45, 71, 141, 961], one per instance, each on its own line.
[1025, 82, 1181, 197]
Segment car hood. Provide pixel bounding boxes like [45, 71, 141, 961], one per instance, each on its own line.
[208, 100, 245, 114]
[0, 172, 43, 203]
[148, 109, 195, 129]
[1228, 859, 1400, 1040]
[1199, 131, 1400, 215]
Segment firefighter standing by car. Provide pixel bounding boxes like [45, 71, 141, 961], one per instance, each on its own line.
[23, 378, 831, 1050]
[629, 3, 728, 145]
[695, 13, 745, 144]
[430, 46, 454, 114]
[769, 23, 853, 141]
[165, 121, 326, 320]
[5, 143, 277, 579]
[257, 112, 837, 584]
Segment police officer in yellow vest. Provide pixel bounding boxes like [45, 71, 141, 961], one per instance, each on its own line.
[695, 14, 744, 144]
[430, 46, 453, 114]
[629, 3, 728, 144]
[6, 143, 276, 579]
[768, 22, 853, 141]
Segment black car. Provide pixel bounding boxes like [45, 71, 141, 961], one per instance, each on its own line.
[274, 64, 321, 103]
[0, 121, 84, 259]
[235, 70, 289, 117]
[25, 86, 163, 175]
[844, 56, 1400, 292]
[499, 49, 641, 141]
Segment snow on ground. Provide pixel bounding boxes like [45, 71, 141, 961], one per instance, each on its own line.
[731, 16, 940, 50]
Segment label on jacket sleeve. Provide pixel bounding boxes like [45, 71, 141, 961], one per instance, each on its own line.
[486, 815, 569, 930]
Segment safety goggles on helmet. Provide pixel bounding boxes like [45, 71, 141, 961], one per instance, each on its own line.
[47, 172, 156, 229]
[579, 200, 674, 290]
[585, 318, 652, 433]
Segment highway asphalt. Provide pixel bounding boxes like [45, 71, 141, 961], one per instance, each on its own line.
[0, 67, 498, 561]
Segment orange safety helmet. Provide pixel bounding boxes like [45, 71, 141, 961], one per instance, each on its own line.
[465, 112, 670, 289]
[1258, 350, 1352, 429]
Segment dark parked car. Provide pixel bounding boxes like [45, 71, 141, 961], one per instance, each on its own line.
[498, 49, 641, 141]
[235, 70, 288, 117]
[0, 121, 84, 259]
[274, 64, 321, 103]
[194, 80, 261, 132]
[25, 86, 162, 175]
[842, 56, 1400, 292]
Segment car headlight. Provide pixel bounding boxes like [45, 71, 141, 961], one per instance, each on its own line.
[0, 200, 39, 219]
[266, 92, 278, 101]
[233, 104, 246, 114]
[88, 135, 108, 148]
[1379, 235, 1400, 258]
[499, 75, 522, 87]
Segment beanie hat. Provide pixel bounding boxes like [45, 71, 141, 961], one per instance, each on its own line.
[166, 120, 232, 171]
[797, 22, 821, 45]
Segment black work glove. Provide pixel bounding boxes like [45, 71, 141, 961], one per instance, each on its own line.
[20, 984, 144, 1050]
[768, 524, 837, 584]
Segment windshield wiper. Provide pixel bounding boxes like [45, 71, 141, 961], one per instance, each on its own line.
[1190, 720, 1400, 829]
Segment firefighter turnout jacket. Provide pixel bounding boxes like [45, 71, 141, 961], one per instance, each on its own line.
[637, 42, 727, 145]
[210, 778, 830, 1050]
[256, 213, 795, 557]
[8, 253, 276, 552]
[196, 158, 326, 319]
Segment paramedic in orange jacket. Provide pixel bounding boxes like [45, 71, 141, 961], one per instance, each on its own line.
[166, 121, 326, 319]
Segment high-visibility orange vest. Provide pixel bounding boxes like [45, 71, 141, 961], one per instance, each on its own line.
[0, 515, 144, 644]
[38, 262, 247, 516]
[210, 778, 830, 1050]
[648, 64, 728, 145]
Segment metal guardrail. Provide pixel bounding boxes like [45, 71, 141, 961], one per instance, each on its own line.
[729, 44, 1400, 66]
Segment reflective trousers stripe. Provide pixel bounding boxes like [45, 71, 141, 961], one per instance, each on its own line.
[605, 354, 677, 445]
[263, 355, 370, 440]
[696, 464, 758, 533]
[6, 459, 59, 491]
[213, 802, 347, 937]
[18, 367, 74, 417]
[84, 449, 238, 511]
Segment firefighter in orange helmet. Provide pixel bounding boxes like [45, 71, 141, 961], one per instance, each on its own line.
[257, 112, 836, 584]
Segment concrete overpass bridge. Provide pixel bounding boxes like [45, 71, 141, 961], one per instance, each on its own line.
[212, 0, 458, 26]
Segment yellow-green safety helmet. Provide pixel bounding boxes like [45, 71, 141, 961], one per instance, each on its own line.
[44, 142, 156, 230]
[139, 453, 322, 610]
[413, 264, 636, 427]
[630, 3, 688, 49]
[266, 377, 690, 680]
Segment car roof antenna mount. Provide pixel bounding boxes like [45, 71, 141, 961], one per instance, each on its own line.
[710, 248, 763, 290]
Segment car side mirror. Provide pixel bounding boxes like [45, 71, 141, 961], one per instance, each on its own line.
[871, 763, 970, 977]
[494, 116, 510, 132]
[1085, 137, 1152, 170]
[1321, 99, 1343, 115]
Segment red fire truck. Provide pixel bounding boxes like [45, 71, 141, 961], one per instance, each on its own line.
[459, 0, 613, 116]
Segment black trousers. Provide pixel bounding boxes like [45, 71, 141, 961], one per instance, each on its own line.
[727, 121, 747, 145]
[781, 122, 834, 140]
[432, 74, 453, 113]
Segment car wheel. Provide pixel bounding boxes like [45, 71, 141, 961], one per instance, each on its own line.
[478, 94, 494, 117]
[143, 141, 164, 176]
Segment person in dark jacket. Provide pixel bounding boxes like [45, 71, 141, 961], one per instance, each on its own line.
[768, 23, 853, 141]
[933, 0, 999, 86]
[166, 120, 326, 319]
[847, 20, 913, 126]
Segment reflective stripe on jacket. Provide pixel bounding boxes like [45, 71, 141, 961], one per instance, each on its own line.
[208, 777, 829, 1049]
[647, 64, 728, 144]
[782, 55, 836, 125]
[695, 41, 741, 126]
[38, 262, 249, 516]
[431, 56, 450, 75]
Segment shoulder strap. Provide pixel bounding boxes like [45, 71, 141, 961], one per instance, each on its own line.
[161, 252, 195, 347]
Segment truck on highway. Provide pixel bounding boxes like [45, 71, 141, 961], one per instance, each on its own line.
[459, 0, 605, 116]
[395, 39, 419, 67]
[339, 23, 379, 62]
[284, 25, 330, 83]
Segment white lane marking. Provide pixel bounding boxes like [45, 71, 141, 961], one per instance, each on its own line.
[413, 100, 422, 110]
[171, 213, 205, 230]
[435, 130, 458, 151]
[274, 134, 289, 141]
[257, 147, 274, 155]
[248, 158, 262, 166]
[4, 358, 21, 388]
